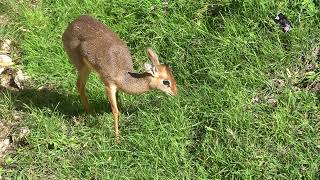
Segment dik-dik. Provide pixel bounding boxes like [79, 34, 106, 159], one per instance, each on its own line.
[62, 15, 177, 142]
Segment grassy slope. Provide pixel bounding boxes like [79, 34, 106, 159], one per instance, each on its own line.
[1, 0, 320, 179]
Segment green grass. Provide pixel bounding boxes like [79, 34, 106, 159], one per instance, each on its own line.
[1, 0, 320, 179]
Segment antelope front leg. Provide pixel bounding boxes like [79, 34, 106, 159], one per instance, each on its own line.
[105, 85, 120, 143]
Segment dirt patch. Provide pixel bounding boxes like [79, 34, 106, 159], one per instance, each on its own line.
[305, 81, 320, 93]
[288, 45, 319, 91]
[0, 38, 29, 91]
[295, 46, 320, 92]
[0, 15, 9, 27]
[0, 68, 28, 91]
[0, 37, 30, 165]
[252, 44, 320, 108]
[0, 114, 30, 165]
[0, 122, 13, 165]
[252, 92, 279, 108]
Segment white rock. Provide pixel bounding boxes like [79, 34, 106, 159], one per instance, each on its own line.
[19, 127, 31, 138]
[0, 139, 10, 150]
[14, 69, 27, 89]
[0, 67, 4, 74]
[1, 39, 12, 52]
[0, 54, 14, 66]
[3, 138, 10, 146]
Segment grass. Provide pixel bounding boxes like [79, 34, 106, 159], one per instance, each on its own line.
[0, 0, 320, 178]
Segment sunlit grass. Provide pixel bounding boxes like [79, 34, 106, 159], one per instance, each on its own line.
[1, 0, 320, 179]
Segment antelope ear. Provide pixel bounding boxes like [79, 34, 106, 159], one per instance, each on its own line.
[147, 48, 160, 65]
[144, 63, 157, 76]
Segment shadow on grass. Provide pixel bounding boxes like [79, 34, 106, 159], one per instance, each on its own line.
[2, 88, 113, 119]
[2, 88, 143, 119]
[4, 88, 85, 117]
[188, 116, 218, 156]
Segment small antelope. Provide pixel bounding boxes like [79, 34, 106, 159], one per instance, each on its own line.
[62, 15, 177, 142]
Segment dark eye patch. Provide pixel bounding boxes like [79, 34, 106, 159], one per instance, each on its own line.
[163, 80, 171, 86]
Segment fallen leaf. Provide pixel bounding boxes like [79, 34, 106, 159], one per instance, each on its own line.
[19, 27, 30, 32]
[38, 83, 55, 92]
[286, 68, 292, 78]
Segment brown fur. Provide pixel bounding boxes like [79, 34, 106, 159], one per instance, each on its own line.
[62, 15, 177, 142]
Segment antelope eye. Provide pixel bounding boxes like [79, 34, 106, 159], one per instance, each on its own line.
[163, 80, 171, 87]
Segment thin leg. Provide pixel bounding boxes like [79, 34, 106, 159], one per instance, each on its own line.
[105, 85, 120, 143]
[76, 66, 91, 113]
[116, 92, 122, 111]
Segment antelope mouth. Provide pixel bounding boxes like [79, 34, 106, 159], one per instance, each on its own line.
[166, 91, 177, 96]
